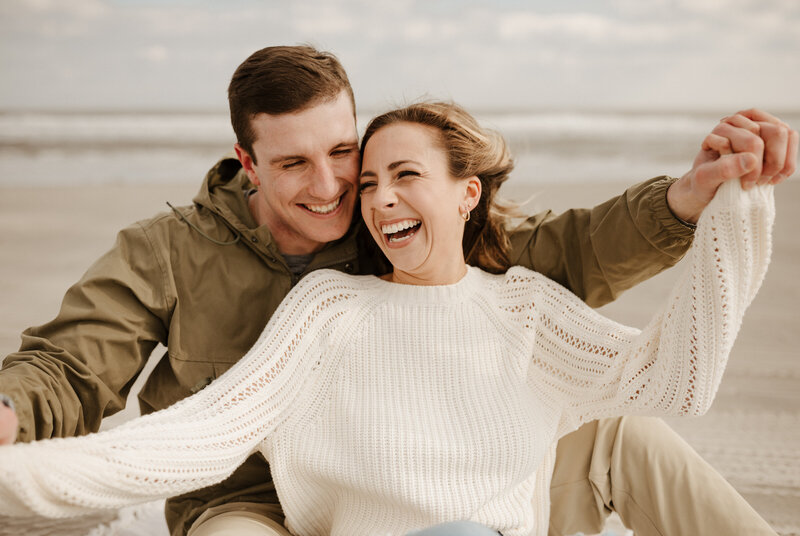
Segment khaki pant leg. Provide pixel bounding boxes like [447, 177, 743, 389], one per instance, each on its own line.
[549, 420, 609, 536]
[595, 416, 776, 536]
[187, 502, 292, 536]
[549, 415, 777, 536]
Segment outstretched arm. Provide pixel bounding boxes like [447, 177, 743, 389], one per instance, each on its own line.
[519, 178, 774, 435]
[507, 109, 795, 308]
[0, 271, 348, 518]
[0, 223, 171, 445]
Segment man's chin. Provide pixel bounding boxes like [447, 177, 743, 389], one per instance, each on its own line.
[302, 219, 352, 245]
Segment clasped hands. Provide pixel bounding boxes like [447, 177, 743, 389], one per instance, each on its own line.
[668, 109, 799, 224]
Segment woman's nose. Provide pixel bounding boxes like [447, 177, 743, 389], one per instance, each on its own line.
[373, 183, 397, 208]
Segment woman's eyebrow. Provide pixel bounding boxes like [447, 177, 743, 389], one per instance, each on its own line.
[388, 160, 421, 170]
[361, 159, 423, 179]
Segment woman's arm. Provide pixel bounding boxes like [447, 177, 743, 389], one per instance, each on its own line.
[0, 270, 351, 518]
[518, 179, 774, 435]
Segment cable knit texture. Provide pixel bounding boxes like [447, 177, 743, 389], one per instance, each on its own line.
[0, 181, 774, 536]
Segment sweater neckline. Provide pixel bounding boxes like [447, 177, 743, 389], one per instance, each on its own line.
[367, 266, 481, 304]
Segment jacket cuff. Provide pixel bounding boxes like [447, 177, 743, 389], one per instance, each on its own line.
[651, 176, 697, 237]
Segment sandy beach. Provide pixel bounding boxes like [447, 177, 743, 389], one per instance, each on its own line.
[0, 178, 798, 535]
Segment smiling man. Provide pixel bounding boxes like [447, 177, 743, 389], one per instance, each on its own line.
[236, 91, 361, 255]
[0, 45, 795, 536]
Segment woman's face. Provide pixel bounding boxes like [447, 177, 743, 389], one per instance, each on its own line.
[359, 122, 480, 285]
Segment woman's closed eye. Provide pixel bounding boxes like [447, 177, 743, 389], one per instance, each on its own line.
[395, 170, 420, 180]
[359, 170, 420, 194]
[359, 180, 377, 194]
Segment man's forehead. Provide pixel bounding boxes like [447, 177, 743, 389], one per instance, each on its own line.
[250, 94, 358, 154]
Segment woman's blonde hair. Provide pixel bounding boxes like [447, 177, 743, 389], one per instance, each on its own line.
[361, 101, 517, 273]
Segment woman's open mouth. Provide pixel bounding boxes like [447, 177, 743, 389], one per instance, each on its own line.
[381, 219, 421, 244]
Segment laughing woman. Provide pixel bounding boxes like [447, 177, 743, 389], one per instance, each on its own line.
[0, 102, 776, 536]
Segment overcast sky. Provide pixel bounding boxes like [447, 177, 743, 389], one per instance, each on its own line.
[1, 0, 798, 112]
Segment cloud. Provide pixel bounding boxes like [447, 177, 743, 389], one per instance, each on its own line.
[1, 0, 798, 111]
[292, 4, 356, 35]
[140, 45, 168, 63]
[15, 0, 108, 18]
[496, 11, 672, 44]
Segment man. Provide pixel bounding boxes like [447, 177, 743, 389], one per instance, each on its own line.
[0, 45, 796, 536]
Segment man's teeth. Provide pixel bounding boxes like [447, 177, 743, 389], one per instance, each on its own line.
[304, 198, 341, 214]
[381, 219, 421, 234]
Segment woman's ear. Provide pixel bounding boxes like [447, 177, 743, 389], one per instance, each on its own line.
[464, 176, 482, 211]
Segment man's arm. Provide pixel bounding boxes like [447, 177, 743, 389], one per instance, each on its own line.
[0, 222, 171, 443]
[507, 110, 797, 308]
[507, 175, 693, 308]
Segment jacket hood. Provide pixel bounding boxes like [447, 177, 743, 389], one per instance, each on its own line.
[192, 154, 258, 233]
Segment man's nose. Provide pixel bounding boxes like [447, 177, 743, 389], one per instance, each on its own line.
[309, 161, 339, 199]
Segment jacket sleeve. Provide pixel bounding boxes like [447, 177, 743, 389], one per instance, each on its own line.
[507, 176, 696, 308]
[0, 270, 345, 518]
[0, 222, 172, 442]
[519, 180, 773, 435]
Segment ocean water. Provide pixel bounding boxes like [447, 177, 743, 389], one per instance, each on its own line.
[1, 110, 797, 187]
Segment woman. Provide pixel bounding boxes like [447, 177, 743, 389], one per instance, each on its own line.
[0, 102, 775, 536]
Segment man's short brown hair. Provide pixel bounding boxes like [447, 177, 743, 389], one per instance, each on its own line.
[228, 45, 355, 162]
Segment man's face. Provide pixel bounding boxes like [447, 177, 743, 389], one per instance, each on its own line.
[237, 91, 360, 255]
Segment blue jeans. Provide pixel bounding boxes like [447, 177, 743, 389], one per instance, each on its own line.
[406, 520, 501, 535]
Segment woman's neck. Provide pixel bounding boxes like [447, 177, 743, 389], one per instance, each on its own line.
[384, 263, 468, 286]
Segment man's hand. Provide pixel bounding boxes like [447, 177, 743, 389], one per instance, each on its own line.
[668, 109, 798, 224]
[0, 395, 19, 445]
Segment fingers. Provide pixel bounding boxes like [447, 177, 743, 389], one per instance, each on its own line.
[712, 121, 764, 186]
[701, 133, 734, 155]
[722, 113, 761, 135]
[722, 109, 798, 185]
[772, 127, 799, 184]
[696, 152, 759, 188]
[755, 122, 788, 180]
[736, 108, 788, 128]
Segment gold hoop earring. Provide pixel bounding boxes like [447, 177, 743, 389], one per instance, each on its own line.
[462, 210, 470, 222]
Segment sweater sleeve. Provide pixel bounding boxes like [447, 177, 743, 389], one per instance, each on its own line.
[505, 176, 694, 308]
[0, 270, 353, 518]
[517, 180, 774, 436]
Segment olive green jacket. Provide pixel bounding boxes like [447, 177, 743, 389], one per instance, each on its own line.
[0, 156, 693, 533]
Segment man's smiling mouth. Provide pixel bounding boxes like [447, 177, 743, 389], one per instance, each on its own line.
[301, 195, 342, 215]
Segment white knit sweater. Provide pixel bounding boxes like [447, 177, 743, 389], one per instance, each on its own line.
[0, 181, 774, 536]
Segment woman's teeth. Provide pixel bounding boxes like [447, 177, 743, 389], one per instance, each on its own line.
[304, 197, 341, 214]
[382, 219, 421, 243]
[381, 219, 420, 234]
